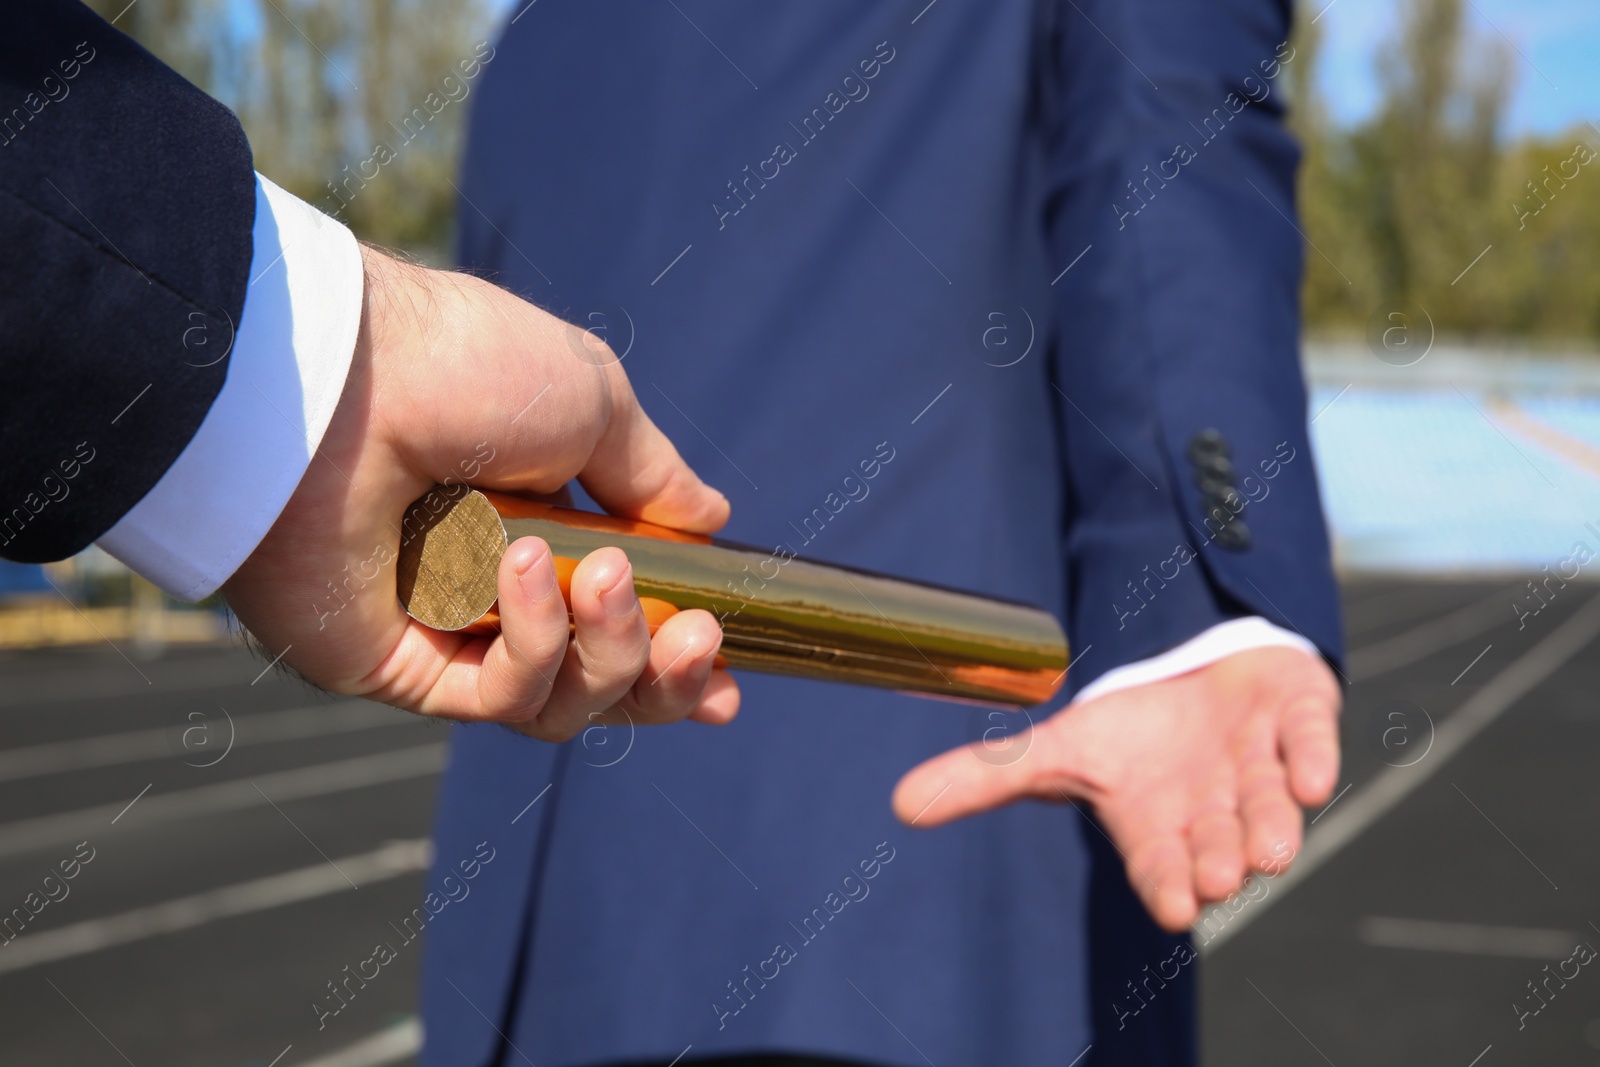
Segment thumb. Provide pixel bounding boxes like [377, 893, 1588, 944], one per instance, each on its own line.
[578, 364, 731, 534]
[892, 739, 1044, 828]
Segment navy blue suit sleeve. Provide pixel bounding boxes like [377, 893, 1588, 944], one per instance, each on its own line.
[0, 0, 255, 563]
[1041, 0, 1343, 691]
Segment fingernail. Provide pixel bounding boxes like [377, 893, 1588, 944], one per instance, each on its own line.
[692, 626, 726, 671]
[690, 634, 721, 673]
[663, 639, 713, 687]
[517, 543, 557, 601]
[599, 562, 637, 617]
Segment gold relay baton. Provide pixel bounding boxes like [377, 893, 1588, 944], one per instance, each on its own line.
[394, 486, 1068, 707]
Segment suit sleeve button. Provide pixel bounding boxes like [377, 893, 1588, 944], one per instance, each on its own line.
[1187, 428, 1231, 461]
[1213, 520, 1251, 550]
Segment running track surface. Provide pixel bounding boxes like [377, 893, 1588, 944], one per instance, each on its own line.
[0, 578, 1592, 1066]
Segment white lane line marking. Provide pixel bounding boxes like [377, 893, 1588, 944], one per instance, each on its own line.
[1452, 644, 1494, 686]
[1357, 917, 1576, 959]
[0, 840, 428, 975]
[0, 701, 403, 784]
[1343, 583, 1506, 642]
[110, 783, 151, 825]
[253, 782, 361, 890]
[1347, 586, 1514, 682]
[1200, 590, 1600, 953]
[1309, 782, 1352, 825]
[0, 656, 279, 710]
[298, 1018, 423, 1067]
[266, 1045, 294, 1067]
[1466, 1045, 1492, 1067]
[0, 744, 444, 861]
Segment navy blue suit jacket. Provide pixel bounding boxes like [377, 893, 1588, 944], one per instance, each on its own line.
[0, 1, 254, 561]
[422, 2, 1341, 1065]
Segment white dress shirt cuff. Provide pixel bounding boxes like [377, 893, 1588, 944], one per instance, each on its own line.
[98, 173, 364, 601]
[1070, 617, 1321, 705]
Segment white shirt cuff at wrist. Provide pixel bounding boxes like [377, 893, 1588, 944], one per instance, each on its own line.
[97, 173, 364, 601]
[1071, 617, 1320, 705]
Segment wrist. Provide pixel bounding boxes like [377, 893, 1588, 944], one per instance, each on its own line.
[346, 243, 429, 477]
[353, 243, 461, 473]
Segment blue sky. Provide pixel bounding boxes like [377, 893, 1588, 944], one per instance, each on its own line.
[1315, 0, 1600, 134]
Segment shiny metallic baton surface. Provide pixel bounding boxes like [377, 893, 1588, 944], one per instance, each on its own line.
[395, 486, 1068, 707]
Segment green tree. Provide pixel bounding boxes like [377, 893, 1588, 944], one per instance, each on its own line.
[1294, 0, 1600, 346]
[84, 0, 493, 257]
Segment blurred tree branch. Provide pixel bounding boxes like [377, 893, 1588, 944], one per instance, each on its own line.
[85, 0, 493, 258]
[83, 0, 1600, 345]
[1294, 0, 1600, 346]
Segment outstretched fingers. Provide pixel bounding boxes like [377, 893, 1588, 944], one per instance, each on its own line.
[1126, 832, 1200, 933]
[1237, 752, 1303, 873]
[890, 729, 1044, 828]
[1280, 690, 1342, 808]
[1189, 806, 1247, 902]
